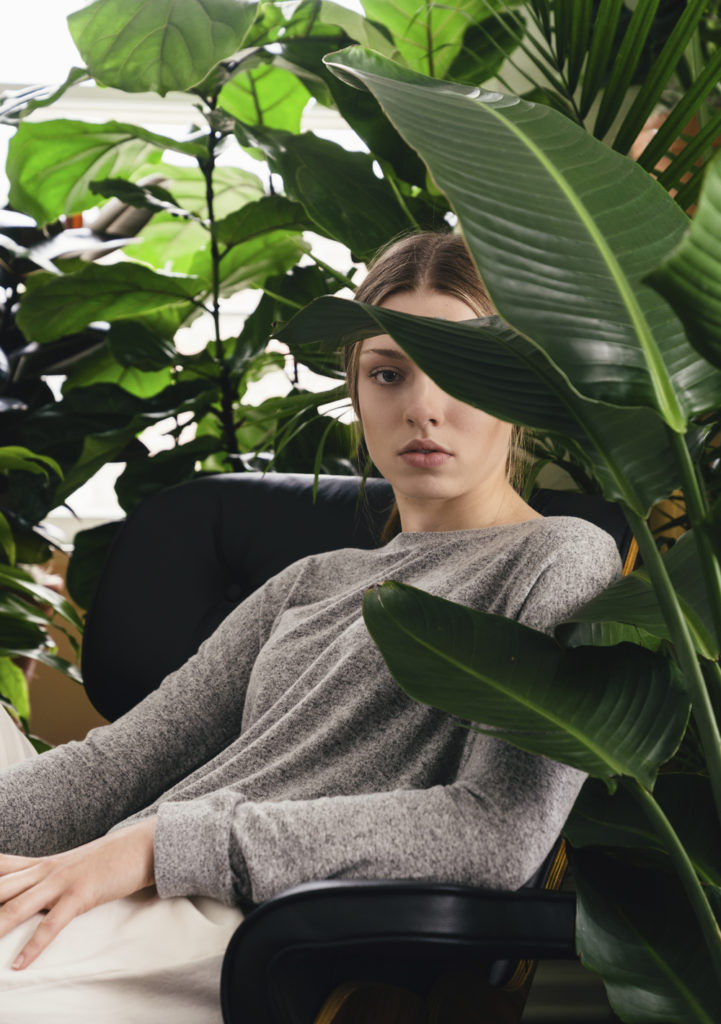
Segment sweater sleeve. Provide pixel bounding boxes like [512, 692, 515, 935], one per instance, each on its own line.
[0, 561, 302, 857]
[153, 523, 622, 905]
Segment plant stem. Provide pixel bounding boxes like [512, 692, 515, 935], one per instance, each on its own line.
[201, 107, 239, 461]
[625, 506, 721, 825]
[667, 427, 721, 648]
[308, 254, 357, 290]
[383, 166, 421, 230]
[623, 778, 721, 983]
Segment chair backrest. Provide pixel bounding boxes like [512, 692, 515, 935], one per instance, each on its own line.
[81, 472, 633, 721]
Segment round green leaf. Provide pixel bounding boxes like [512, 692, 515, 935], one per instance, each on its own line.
[68, 0, 259, 95]
[16, 263, 202, 344]
[219, 62, 311, 133]
[7, 120, 204, 226]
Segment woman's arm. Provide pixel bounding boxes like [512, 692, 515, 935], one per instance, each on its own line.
[152, 735, 585, 906]
[0, 559, 304, 858]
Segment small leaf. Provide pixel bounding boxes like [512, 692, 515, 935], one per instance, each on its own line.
[0, 512, 16, 565]
[106, 321, 178, 371]
[0, 446, 63, 480]
[89, 179, 198, 220]
[0, 657, 30, 723]
[215, 195, 311, 248]
[66, 522, 122, 611]
[559, 530, 720, 660]
[0, 564, 84, 632]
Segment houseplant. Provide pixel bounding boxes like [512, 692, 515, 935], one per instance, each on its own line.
[2, 4, 721, 1003]
[275, 44, 721, 1022]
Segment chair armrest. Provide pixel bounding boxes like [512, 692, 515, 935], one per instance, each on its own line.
[220, 880, 576, 1024]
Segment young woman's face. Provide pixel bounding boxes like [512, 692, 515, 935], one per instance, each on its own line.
[356, 289, 513, 523]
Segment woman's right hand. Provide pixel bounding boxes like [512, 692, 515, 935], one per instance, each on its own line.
[0, 816, 157, 970]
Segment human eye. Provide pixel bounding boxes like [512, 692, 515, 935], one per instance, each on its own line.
[369, 367, 404, 386]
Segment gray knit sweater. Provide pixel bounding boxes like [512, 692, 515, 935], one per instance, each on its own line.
[0, 516, 620, 906]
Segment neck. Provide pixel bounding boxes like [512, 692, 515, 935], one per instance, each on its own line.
[395, 482, 540, 533]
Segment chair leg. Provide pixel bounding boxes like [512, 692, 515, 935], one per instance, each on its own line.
[314, 981, 424, 1024]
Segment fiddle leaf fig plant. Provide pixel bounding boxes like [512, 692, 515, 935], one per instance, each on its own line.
[274, 46, 721, 1022]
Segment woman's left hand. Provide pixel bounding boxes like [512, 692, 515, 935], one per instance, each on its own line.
[0, 816, 157, 970]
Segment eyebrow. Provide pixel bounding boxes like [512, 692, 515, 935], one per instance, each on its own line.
[360, 347, 410, 361]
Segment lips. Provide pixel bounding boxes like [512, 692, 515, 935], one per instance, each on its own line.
[398, 439, 451, 455]
[398, 439, 452, 469]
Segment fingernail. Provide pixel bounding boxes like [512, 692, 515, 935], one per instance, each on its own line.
[11, 954, 24, 970]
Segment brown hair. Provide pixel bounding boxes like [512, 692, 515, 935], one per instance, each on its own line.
[346, 231, 526, 539]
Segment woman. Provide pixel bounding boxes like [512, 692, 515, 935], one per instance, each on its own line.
[0, 231, 621, 1021]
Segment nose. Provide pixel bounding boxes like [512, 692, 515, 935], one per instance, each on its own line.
[404, 372, 445, 428]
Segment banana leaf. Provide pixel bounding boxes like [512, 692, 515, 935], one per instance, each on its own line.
[362, 581, 688, 788]
[322, 46, 721, 428]
[276, 298, 678, 516]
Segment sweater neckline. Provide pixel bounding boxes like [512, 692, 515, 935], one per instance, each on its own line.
[382, 518, 544, 549]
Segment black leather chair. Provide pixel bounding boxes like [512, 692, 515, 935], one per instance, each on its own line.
[81, 472, 634, 1023]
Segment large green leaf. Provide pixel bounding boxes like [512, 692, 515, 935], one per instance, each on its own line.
[560, 530, 720, 660]
[362, 581, 688, 788]
[68, 0, 259, 95]
[567, 775, 721, 887]
[572, 848, 721, 1023]
[276, 298, 678, 515]
[362, 0, 494, 79]
[219, 61, 312, 134]
[16, 264, 202, 344]
[323, 47, 721, 427]
[6, 120, 205, 226]
[244, 129, 413, 261]
[275, 11, 427, 189]
[646, 148, 721, 372]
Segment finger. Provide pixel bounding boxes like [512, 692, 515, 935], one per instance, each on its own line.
[12, 898, 78, 970]
[0, 863, 46, 904]
[0, 854, 36, 875]
[0, 878, 57, 942]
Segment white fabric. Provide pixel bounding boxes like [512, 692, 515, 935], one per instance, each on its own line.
[0, 709, 243, 1023]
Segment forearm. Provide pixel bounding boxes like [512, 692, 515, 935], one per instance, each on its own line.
[152, 741, 586, 906]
